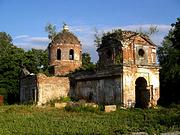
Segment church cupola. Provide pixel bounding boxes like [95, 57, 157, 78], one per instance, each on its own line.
[48, 24, 82, 75]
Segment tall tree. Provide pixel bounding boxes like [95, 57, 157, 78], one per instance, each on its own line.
[157, 18, 180, 104]
[0, 32, 49, 104]
[45, 23, 57, 40]
[94, 28, 102, 48]
[0, 32, 12, 43]
[82, 52, 95, 70]
[0, 33, 25, 103]
[136, 25, 159, 36]
[23, 49, 48, 74]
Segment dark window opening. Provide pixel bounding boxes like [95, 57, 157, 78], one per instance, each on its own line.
[80, 51, 82, 61]
[138, 49, 145, 57]
[57, 49, 61, 60]
[32, 89, 35, 101]
[69, 49, 74, 60]
[107, 50, 112, 59]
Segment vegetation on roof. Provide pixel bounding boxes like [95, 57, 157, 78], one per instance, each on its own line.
[52, 30, 80, 44]
[95, 28, 157, 49]
[45, 23, 80, 45]
[95, 29, 124, 49]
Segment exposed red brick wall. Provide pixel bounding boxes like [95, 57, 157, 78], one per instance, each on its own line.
[123, 36, 157, 65]
[49, 43, 82, 75]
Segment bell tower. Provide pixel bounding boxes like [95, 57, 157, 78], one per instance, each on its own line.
[96, 30, 160, 107]
[48, 24, 82, 75]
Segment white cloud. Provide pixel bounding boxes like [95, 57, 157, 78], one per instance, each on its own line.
[14, 42, 47, 50]
[27, 37, 50, 43]
[14, 35, 29, 39]
[14, 35, 49, 43]
[13, 24, 171, 62]
[120, 24, 171, 45]
[13, 35, 49, 50]
[71, 25, 95, 34]
[120, 24, 171, 33]
[69, 24, 171, 62]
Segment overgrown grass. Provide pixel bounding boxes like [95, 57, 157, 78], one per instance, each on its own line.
[0, 105, 179, 134]
[46, 96, 73, 107]
[65, 104, 100, 113]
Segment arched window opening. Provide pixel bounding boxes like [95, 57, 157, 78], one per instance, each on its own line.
[107, 50, 112, 59]
[57, 49, 61, 60]
[138, 49, 145, 57]
[80, 51, 82, 61]
[69, 49, 74, 60]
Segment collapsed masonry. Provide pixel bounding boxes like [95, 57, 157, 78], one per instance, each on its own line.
[20, 25, 160, 108]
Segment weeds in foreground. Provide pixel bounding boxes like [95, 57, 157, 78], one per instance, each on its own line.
[0, 104, 179, 134]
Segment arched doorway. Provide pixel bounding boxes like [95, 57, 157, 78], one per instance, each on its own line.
[135, 77, 150, 108]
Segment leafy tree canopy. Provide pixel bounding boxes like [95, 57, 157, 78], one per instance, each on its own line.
[82, 52, 95, 70]
[94, 29, 123, 49]
[0, 32, 49, 104]
[45, 23, 57, 40]
[23, 48, 48, 74]
[157, 18, 180, 104]
[0, 32, 12, 43]
[0, 38, 25, 103]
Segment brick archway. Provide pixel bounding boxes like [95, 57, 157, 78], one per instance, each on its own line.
[135, 77, 150, 108]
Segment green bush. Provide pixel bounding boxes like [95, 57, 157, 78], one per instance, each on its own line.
[59, 96, 72, 102]
[0, 88, 7, 104]
[65, 104, 99, 113]
[46, 96, 73, 106]
[98, 104, 105, 111]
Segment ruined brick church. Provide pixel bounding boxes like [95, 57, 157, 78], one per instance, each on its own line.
[20, 24, 160, 108]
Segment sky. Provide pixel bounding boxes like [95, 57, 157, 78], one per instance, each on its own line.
[0, 0, 179, 62]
